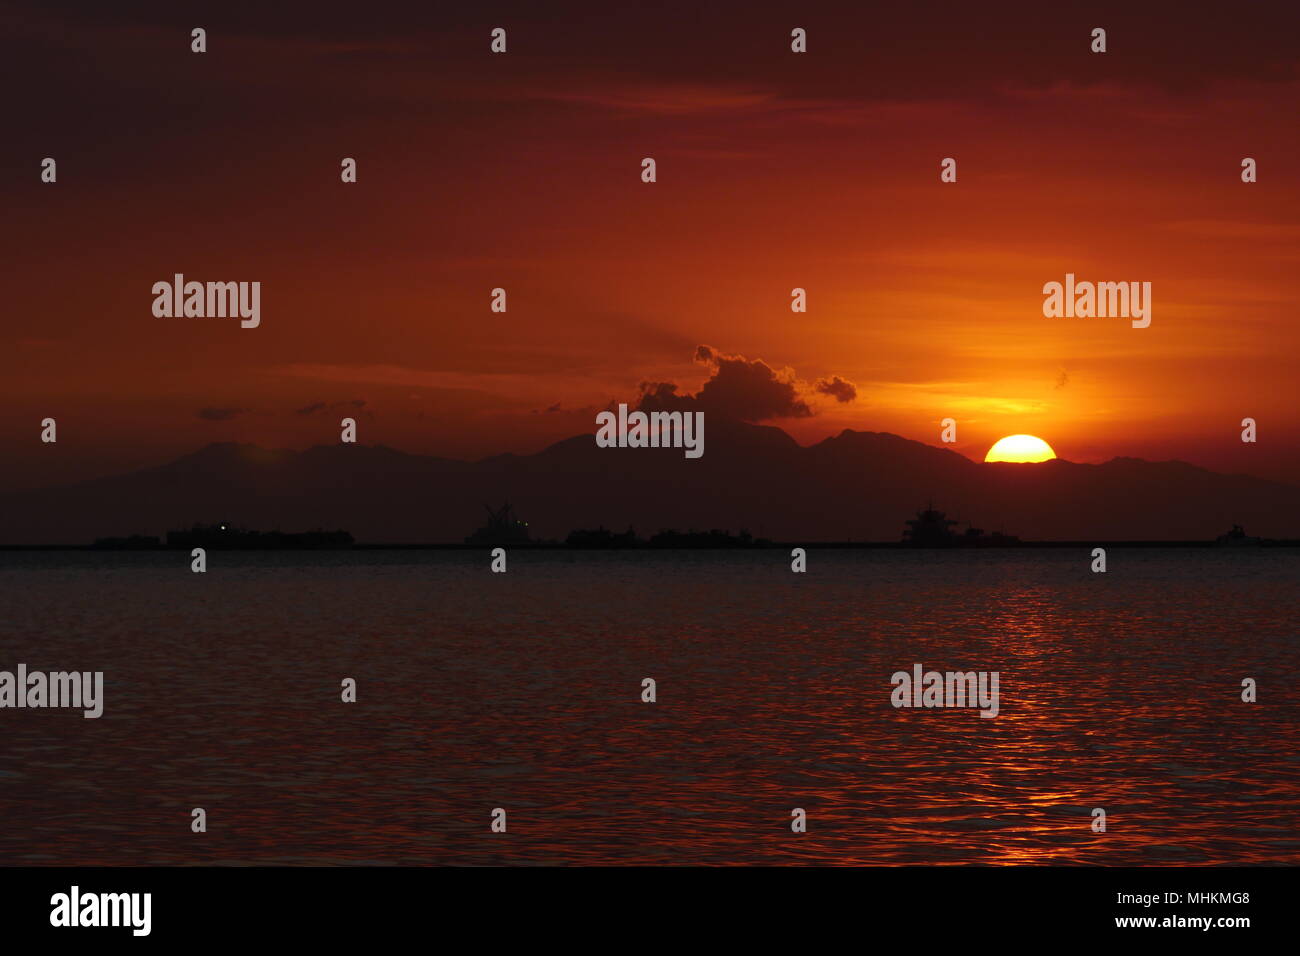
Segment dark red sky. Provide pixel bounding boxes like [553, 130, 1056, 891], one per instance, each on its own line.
[3, 0, 1298, 492]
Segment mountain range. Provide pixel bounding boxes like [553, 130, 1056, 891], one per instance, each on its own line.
[2, 422, 1297, 544]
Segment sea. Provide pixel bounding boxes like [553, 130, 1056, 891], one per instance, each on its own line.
[1, 548, 1297, 865]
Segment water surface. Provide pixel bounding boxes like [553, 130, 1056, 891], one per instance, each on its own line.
[1, 549, 1296, 865]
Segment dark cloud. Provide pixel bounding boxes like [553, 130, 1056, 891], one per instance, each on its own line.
[297, 399, 366, 416]
[814, 375, 858, 403]
[637, 345, 814, 422]
[197, 407, 245, 421]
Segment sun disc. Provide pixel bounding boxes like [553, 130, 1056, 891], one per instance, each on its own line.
[985, 434, 1056, 463]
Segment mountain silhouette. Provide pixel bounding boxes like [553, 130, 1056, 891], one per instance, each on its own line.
[2, 421, 1297, 543]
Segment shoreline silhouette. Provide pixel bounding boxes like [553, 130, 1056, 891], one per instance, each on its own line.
[3, 426, 1298, 547]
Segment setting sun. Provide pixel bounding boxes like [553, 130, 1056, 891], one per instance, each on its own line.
[985, 434, 1057, 463]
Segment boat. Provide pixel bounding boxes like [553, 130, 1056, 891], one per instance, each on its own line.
[902, 504, 1020, 547]
[1215, 524, 1261, 546]
[464, 503, 532, 546]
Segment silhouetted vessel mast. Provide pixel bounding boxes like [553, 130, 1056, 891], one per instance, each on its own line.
[464, 502, 532, 546]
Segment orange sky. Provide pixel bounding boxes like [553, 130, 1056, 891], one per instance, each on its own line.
[4, 1, 1298, 491]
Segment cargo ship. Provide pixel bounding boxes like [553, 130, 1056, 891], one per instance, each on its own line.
[464, 503, 532, 546]
[902, 505, 1020, 547]
[1214, 524, 1262, 547]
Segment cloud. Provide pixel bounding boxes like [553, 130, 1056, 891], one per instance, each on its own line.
[197, 407, 245, 421]
[527, 84, 775, 115]
[814, 375, 858, 403]
[296, 399, 366, 416]
[637, 345, 816, 422]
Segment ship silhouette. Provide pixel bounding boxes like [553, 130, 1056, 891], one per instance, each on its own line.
[1215, 524, 1262, 546]
[902, 503, 1020, 547]
[464, 503, 532, 546]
